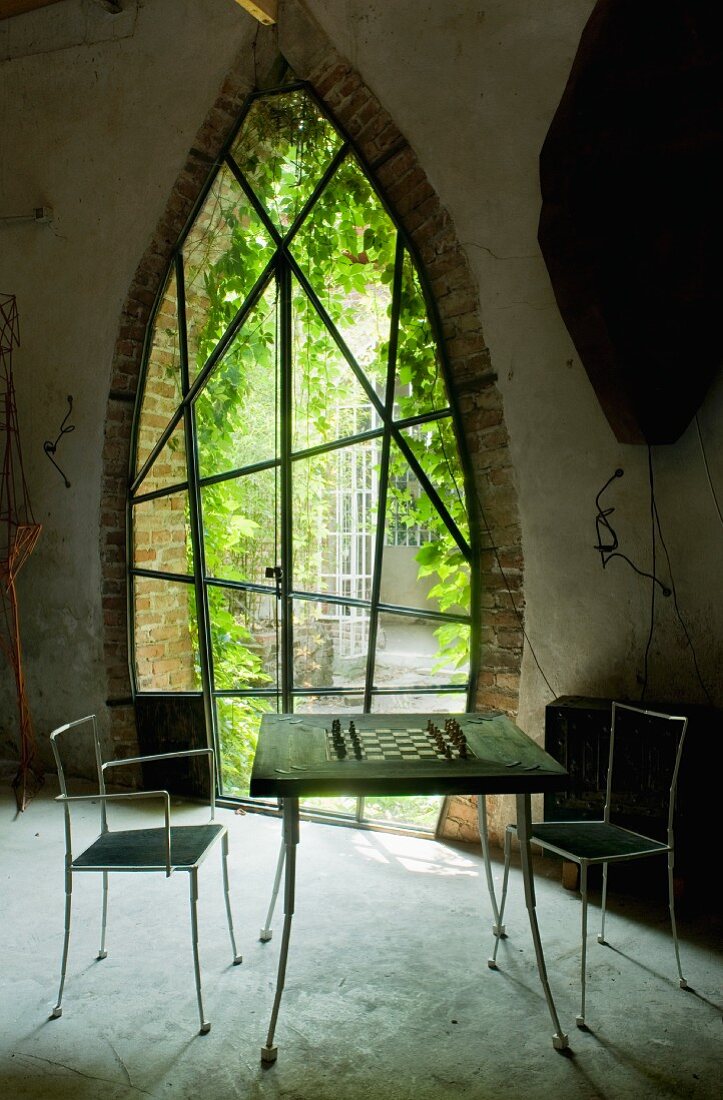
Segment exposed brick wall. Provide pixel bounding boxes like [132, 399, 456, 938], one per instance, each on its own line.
[100, 21, 525, 844]
[100, 57, 259, 754]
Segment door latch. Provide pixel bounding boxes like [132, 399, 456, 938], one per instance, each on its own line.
[264, 565, 282, 597]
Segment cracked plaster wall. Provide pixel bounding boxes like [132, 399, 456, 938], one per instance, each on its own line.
[0, 0, 721, 789]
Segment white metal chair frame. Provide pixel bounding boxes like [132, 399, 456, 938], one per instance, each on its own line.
[486, 701, 689, 1028]
[49, 715, 242, 1033]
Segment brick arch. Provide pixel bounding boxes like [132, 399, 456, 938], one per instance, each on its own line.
[101, 28, 524, 842]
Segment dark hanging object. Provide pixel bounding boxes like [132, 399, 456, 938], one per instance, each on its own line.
[538, 0, 723, 444]
[43, 394, 75, 488]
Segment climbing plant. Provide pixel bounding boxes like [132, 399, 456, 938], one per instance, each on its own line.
[129, 83, 474, 816]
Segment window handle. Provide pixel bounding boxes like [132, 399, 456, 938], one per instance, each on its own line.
[265, 565, 282, 597]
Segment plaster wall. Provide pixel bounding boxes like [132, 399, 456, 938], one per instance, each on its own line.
[1, 0, 721, 781]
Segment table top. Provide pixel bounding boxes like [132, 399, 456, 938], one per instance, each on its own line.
[249, 712, 568, 799]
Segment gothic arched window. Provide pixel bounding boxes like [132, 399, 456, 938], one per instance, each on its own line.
[129, 80, 477, 828]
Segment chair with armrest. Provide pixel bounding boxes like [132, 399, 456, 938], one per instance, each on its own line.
[49, 714, 242, 1033]
[487, 701, 689, 1028]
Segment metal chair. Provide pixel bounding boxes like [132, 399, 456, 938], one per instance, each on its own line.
[49, 715, 242, 1033]
[487, 702, 689, 1028]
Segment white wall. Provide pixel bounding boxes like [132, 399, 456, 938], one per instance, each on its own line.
[297, 0, 723, 739]
[1, 0, 720, 769]
[0, 0, 254, 765]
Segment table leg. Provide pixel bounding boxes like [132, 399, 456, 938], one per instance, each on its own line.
[477, 795, 505, 937]
[260, 837, 286, 942]
[261, 797, 299, 1063]
[515, 792, 569, 1051]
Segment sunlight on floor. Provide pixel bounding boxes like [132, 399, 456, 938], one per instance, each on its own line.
[350, 829, 478, 876]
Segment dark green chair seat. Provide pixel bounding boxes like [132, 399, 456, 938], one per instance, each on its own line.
[528, 821, 667, 863]
[73, 824, 225, 870]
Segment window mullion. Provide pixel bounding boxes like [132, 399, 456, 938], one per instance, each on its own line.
[279, 258, 294, 711]
[177, 252, 216, 755]
[363, 233, 405, 713]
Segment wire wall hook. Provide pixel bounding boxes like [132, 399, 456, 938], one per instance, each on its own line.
[593, 467, 671, 596]
[43, 395, 75, 488]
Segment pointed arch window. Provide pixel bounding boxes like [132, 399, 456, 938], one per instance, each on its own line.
[129, 80, 478, 828]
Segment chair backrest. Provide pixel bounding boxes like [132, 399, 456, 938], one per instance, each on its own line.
[605, 702, 688, 842]
[50, 715, 109, 833]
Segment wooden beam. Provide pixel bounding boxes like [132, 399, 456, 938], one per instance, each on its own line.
[0, 0, 64, 19]
[231, 0, 277, 26]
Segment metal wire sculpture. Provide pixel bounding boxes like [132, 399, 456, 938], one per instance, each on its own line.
[0, 294, 43, 810]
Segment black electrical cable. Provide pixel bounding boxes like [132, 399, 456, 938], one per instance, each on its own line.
[640, 447, 657, 701]
[473, 483, 559, 700]
[594, 466, 671, 596]
[695, 412, 723, 529]
[650, 459, 714, 707]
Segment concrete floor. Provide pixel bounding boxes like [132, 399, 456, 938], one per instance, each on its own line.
[1, 781, 720, 1100]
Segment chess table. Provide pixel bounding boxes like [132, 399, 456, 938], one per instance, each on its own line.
[249, 712, 571, 1059]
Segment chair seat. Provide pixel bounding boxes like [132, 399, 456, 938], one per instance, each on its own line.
[522, 820, 669, 863]
[72, 824, 225, 870]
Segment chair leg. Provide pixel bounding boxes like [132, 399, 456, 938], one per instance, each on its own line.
[598, 861, 609, 945]
[667, 851, 688, 990]
[577, 862, 588, 1028]
[221, 832, 242, 965]
[98, 871, 109, 960]
[189, 869, 210, 1034]
[488, 825, 513, 969]
[51, 869, 73, 1018]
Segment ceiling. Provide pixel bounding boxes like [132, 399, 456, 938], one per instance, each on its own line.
[0, 0, 64, 18]
[0, 0, 276, 21]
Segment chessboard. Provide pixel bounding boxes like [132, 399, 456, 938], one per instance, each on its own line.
[324, 717, 477, 763]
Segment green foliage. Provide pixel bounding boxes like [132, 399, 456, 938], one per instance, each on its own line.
[142, 87, 474, 801]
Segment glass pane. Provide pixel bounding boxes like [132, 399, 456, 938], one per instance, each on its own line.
[290, 152, 397, 377]
[195, 282, 278, 478]
[292, 439, 379, 600]
[292, 278, 379, 453]
[370, 692, 467, 714]
[216, 695, 277, 799]
[300, 794, 359, 816]
[230, 89, 344, 232]
[133, 575, 200, 691]
[207, 583, 277, 693]
[201, 468, 278, 585]
[381, 437, 470, 617]
[135, 268, 182, 474]
[183, 164, 273, 383]
[373, 612, 470, 692]
[132, 489, 193, 576]
[292, 599, 370, 690]
[362, 794, 441, 832]
[293, 694, 364, 716]
[394, 250, 448, 418]
[134, 422, 186, 497]
[400, 420, 470, 547]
